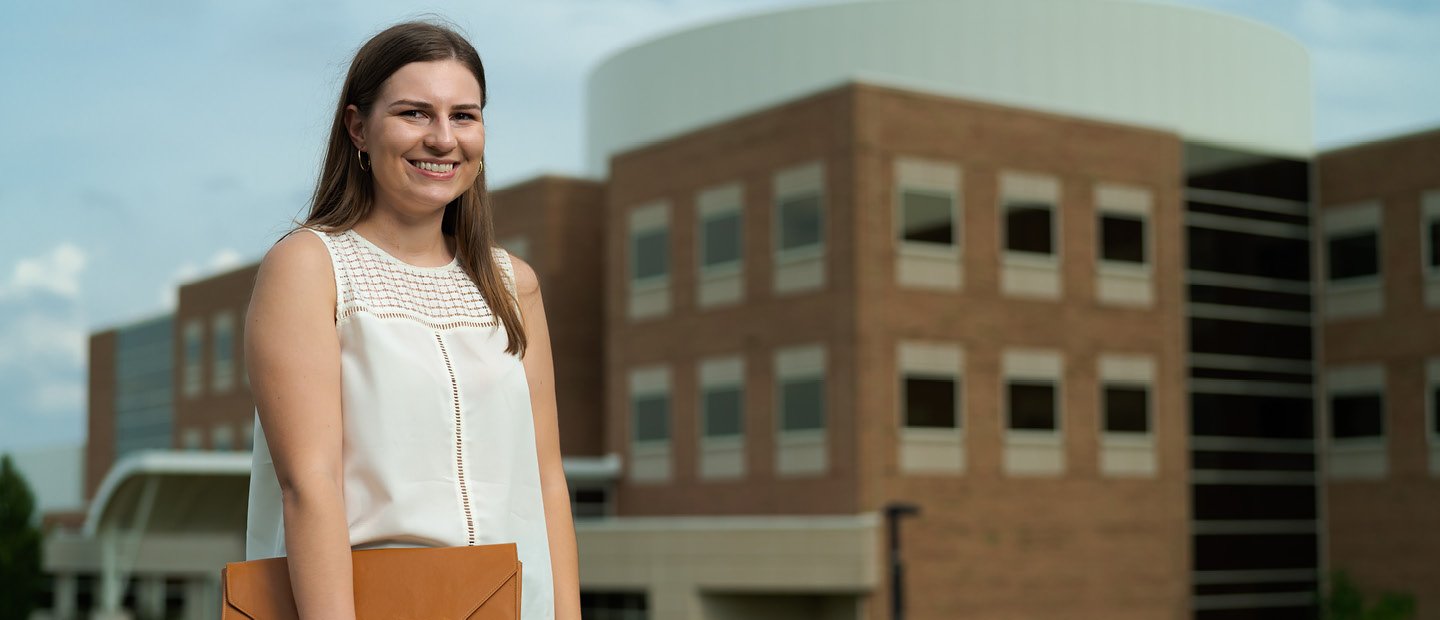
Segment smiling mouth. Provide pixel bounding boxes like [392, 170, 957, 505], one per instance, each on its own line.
[409, 160, 456, 173]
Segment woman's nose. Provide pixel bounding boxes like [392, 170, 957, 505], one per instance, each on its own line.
[425, 121, 457, 151]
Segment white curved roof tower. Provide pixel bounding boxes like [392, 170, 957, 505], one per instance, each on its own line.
[586, 0, 1311, 173]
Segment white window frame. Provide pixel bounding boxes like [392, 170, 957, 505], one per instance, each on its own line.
[1002, 349, 1064, 477]
[999, 171, 1062, 299]
[1098, 354, 1157, 478]
[628, 365, 672, 483]
[211, 311, 235, 393]
[1321, 201, 1383, 321]
[774, 344, 827, 477]
[1095, 183, 1154, 307]
[773, 162, 826, 263]
[698, 355, 746, 480]
[898, 341, 964, 474]
[182, 318, 204, 399]
[1420, 191, 1440, 307]
[894, 157, 962, 291]
[627, 201, 671, 320]
[1325, 363, 1387, 480]
[696, 182, 745, 309]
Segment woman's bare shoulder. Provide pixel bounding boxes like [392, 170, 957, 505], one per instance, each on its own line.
[252, 228, 335, 306]
[505, 251, 540, 298]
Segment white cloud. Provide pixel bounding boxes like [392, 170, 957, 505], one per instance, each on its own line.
[2, 242, 87, 300]
[157, 247, 244, 308]
[32, 381, 84, 414]
[209, 248, 242, 271]
[0, 312, 86, 368]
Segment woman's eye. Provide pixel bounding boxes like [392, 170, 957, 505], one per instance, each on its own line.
[401, 110, 425, 118]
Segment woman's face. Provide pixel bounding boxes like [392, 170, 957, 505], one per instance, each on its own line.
[346, 59, 485, 219]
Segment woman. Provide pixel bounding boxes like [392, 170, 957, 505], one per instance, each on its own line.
[243, 21, 579, 620]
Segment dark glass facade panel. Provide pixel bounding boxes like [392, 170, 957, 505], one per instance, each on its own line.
[1194, 581, 1317, 596]
[1435, 387, 1440, 435]
[1100, 215, 1146, 263]
[1330, 394, 1383, 439]
[1195, 607, 1317, 620]
[1191, 393, 1314, 439]
[1188, 201, 1309, 226]
[904, 376, 957, 428]
[580, 592, 648, 618]
[1005, 202, 1053, 255]
[780, 377, 825, 431]
[1190, 367, 1312, 385]
[702, 386, 743, 437]
[778, 194, 823, 251]
[1190, 318, 1312, 360]
[1431, 221, 1440, 268]
[901, 190, 954, 245]
[1326, 231, 1379, 280]
[1103, 385, 1149, 432]
[1188, 285, 1311, 312]
[1188, 227, 1310, 281]
[632, 394, 669, 442]
[1192, 484, 1317, 520]
[1193, 534, 1319, 571]
[572, 487, 608, 519]
[115, 316, 175, 458]
[631, 229, 668, 280]
[1184, 143, 1310, 201]
[701, 211, 742, 267]
[1191, 451, 1315, 472]
[1008, 382, 1055, 430]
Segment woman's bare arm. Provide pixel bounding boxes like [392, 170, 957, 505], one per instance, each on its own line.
[511, 254, 582, 620]
[245, 231, 355, 620]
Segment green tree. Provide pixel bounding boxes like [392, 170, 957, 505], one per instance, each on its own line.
[1325, 570, 1416, 620]
[0, 453, 43, 619]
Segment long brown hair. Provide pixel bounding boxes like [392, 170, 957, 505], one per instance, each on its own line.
[299, 20, 525, 356]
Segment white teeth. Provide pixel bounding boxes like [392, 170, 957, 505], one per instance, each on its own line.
[413, 161, 454, 173]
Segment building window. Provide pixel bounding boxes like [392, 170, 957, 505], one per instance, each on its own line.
[580, 592, 648, 620]
[701, 210, 742, 270]
[773, 162, 826, 294]
[1008, 381, 1057, 430]
[779, 376, 824, 432]
[1005, 201, 1054, 255]
[632, 392, 669, 443]
[1327, 232, 1379, 281]
[182, 428, 202, 451]
[1100, 214, 1146, 264]
[627, 202, 671, 320]
[1330, 393, 1383, 439]
[702, 383, 743, 438]
[499, 235, 531, 263]
[900, 190, 954, 246]
[1103, 385, 1150, 433]
[904, 375, 957, 428]
[777, 193, 822, 253]
[631, 228, 668, 282]
[212, 311, 235, 393]
[211, 425, 234, 451]
[182, 319, 204, 398]
[571, 486, 610, 520]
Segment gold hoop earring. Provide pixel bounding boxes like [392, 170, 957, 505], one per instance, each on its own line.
[356, 149, 371, 172]
[477, 160, 485, 174]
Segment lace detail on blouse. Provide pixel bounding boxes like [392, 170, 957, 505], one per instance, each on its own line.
[312, 228, 516, 331]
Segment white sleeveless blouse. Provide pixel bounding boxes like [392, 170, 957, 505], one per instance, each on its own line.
[246, 227, 554, 620]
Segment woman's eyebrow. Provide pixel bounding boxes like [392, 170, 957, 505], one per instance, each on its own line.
[388, 99, 482, 111]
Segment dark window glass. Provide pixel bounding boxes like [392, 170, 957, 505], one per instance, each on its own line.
[901, 190, 953, 245]
[1330, 394, 1383, 439]
[1187, 284, 1311, 312]
[185, 326, 202, 366]
[904, 376, 957, 428]
[1184, 142, 1311, 201]
[572, 488, 608, 519]
[1189, 318, 1313, 361]
[580, 592, 649, 616]
[1190, 394, 1314, 439]
[1192, 484, 1317, 520]
[1008, 381, 1056, 430]
[702, 386, 743, 437]
[701, 211, 742, 268]
[778, 194, 823, 252]
[1327, 232, 1379, 280]
[1104, 385, 1149, 433]
[1434, 387, 1440, 435]
[632, 394, 669, 442]
[1006, 202, 1053, 255]
[780, 377, 825, 431]
[1100, 214, 1146, 263]
[1431, 221, 1440, 268]
[213, 324, 233, 365]
[631, 229, 668, 281]
[1187, 227, 1310, 281]
[1193, 533, 1318, 571]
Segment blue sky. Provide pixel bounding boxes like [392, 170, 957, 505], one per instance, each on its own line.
[1, 0, 1437, 453]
